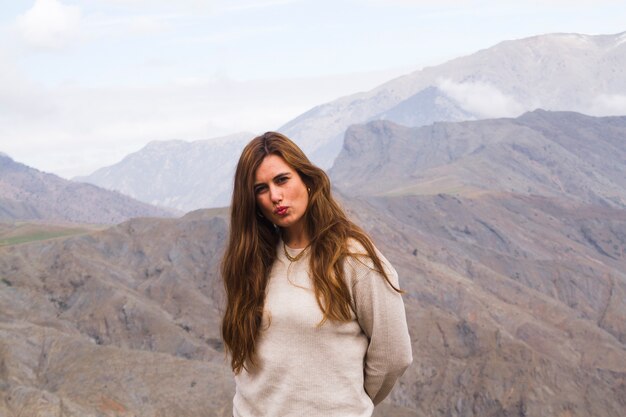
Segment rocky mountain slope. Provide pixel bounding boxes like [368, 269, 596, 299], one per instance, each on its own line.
[1, 197, 624, 416]
[330, 110, 626, 208]
[0, 154, 176, 224]
[331, 110, 626, 416]
[75, 133, 253, 212]
[0, 209, 233, 417]
[280, 31, 626, 167]
[349, 194, 626, 417]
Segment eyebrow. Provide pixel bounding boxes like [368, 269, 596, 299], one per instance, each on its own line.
[254, 172, 290, 188]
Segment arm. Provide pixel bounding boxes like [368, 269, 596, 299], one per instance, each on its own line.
[352, 257, 413, 405]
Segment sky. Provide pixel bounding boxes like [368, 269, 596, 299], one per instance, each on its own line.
[1, 0, 625, 179]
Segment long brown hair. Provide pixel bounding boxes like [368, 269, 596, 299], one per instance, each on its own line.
[221, 132, 399, 374]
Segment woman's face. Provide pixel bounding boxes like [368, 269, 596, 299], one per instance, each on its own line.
[254, 154, 309, 235]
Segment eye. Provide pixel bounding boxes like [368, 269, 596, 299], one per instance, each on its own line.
[275, 175, 289, 184]
[254, 185, 267, 194]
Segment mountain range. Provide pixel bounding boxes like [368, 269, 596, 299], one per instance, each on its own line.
[1, 109, 625, 416]
[76, 31, 626, 211]
[281, 31, 626, 167]
[0, 154, 176, 224]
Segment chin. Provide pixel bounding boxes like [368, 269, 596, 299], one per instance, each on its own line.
[274, 215, 301, 229]
[274, 219, 292, 228]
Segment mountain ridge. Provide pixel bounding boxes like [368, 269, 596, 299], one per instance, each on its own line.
[0, 153, 177, 224]
[330, 110, 626, 208]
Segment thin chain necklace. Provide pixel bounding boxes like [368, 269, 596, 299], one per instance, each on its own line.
[283, 241, 309, 262]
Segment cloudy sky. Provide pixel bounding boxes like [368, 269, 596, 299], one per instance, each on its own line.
[2, 0, 625, 178]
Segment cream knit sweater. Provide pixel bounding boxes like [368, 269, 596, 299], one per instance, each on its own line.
[232, 239, 413, 417]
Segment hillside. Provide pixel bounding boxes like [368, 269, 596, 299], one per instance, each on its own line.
[0, 154, 177, 224]
[0, 209, 233, 417]
[1, 196, 625, 416]
[330, 110, 626, 208]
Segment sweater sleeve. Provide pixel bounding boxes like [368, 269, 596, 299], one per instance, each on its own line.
[350, 254, 413, 405]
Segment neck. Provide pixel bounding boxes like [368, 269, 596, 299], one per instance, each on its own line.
[282, 224, 309, 249]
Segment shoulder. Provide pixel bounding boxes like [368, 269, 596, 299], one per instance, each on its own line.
[343, 238, 398, 287]
[345, 237, 368, 257]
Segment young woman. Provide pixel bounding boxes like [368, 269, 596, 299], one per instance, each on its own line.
[221, 132, 412, 417]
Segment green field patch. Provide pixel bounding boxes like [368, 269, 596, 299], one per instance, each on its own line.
[0, 227, 90, 247]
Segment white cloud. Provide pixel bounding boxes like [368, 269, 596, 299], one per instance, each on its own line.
[588, 93, 626, 116]
[15, 0, 82, 49]
[437, 78, 526, 118]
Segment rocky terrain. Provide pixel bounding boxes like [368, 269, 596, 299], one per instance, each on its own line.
[351, 192, 626, 417]
[331, 110, 626, 208]
[1, 110, 625, 416]
[0, 209, 233, 417]
[333, 111, 626, 416]
[0, 154, 177, 224]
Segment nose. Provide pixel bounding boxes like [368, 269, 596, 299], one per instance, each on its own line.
[269, 184, 282, 204]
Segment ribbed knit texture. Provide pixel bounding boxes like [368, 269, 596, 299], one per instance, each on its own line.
[232, 239, 412, 417]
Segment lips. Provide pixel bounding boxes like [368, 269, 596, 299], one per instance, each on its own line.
[274, 206, 288, 216]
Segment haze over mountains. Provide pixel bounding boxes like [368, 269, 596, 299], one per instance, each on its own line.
[77, 32, 626, 211]
[74, 133, 252, 212]
[0, 154, 176, 224]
